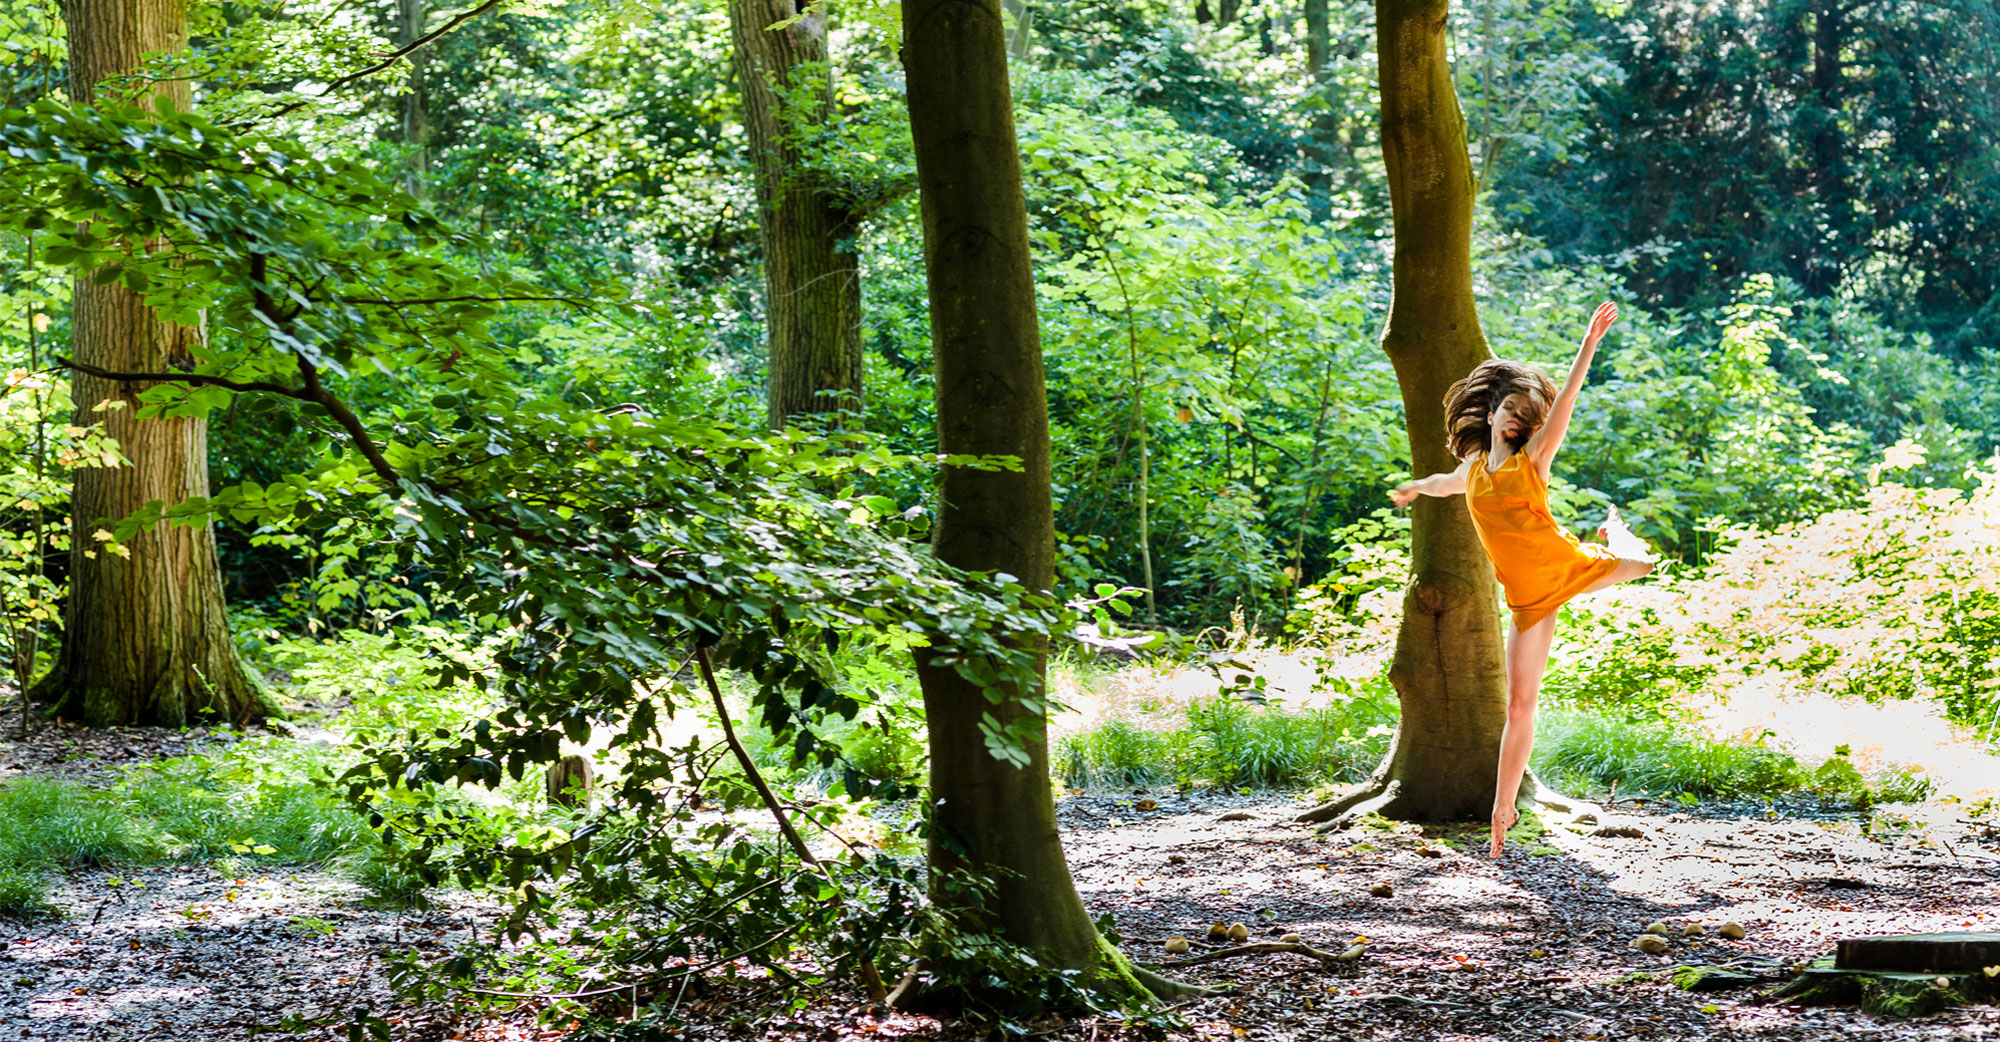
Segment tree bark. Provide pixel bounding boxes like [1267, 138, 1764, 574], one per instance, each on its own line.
[398, 0, 430, 187]
[892, 0, 1195, 1011]
[1804, 0, 1846, 296]
[1298, 0, 1508, 826]
[730, 0, 864, 429]
[1302, 0, 1339, 220]
[37, 0, 275, 728]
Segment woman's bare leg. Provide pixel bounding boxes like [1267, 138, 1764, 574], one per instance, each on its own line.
[1492, 613, 1557, 858]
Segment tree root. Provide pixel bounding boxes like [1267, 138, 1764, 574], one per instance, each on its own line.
[1295, 771, 1601, 830]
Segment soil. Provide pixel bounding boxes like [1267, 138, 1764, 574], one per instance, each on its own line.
[4, 709, 1999, 1041]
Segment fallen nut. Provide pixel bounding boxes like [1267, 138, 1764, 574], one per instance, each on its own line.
[1207, 923, 1229, 941]
[1168, 854, 1187, 865]
[1644, 921, 1671, 936]
[1369, 882, 1394, 898]
[1279, 932, 1302, 944]
[1136, 798, 1158, 811]
[1228, 922, 1250, 942]
[1164, 936, 1190, 953]
[1632, 934, 1670, 955]
[1718, 922, 1747, 940]
[1683, 923, 1705, 937]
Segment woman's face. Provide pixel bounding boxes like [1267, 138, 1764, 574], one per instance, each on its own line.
[1489, 392, 1534, 446]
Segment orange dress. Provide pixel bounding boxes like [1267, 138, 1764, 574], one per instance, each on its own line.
[1464, 452, 1618, 631]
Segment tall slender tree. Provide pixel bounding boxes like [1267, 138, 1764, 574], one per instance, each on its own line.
[398, 0, 431, 188]
[890, 0, 1194, 1010]
[1298, 0, 1575, 826]
[37, 0, 275, 726]
[730, 0, 864, 428]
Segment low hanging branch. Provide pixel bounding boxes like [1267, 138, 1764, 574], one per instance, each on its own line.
[58, 352, 402, 488]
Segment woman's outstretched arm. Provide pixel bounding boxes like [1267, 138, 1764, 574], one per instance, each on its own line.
[1389, 458, 1472, 507]
[1525, 300, 1618, 477]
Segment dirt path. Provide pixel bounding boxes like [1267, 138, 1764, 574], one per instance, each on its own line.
[5, 695, 1999, 1042]
[9, 787, 1995, 1041]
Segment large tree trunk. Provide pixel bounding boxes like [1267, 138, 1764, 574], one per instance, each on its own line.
[1298, 0, 1511, 826]
[891, 0, 1195, 1011]
[37, 0, 274, 728]
[731, 0, 864, 429]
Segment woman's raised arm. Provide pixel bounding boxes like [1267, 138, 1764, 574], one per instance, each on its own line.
[1525, 301, 1618, 477]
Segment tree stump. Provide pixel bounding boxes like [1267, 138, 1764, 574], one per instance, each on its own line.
[1837, 932, 2000, 973]
[545, 754, 594, 809]
[1768, 934, 2000, 1019]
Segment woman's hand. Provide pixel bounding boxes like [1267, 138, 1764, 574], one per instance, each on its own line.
[1584, 300, 1619, 348]
[1389, 483, 1420, 508]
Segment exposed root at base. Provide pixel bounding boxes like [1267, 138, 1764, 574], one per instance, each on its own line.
[1296, 772, 1602, 831]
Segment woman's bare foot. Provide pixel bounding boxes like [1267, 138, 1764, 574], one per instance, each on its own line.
[1489, 805, 1520, 858]
[1597, 504, 1657, 562]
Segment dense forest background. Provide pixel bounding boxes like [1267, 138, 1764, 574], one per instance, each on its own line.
[9, 0, 1999, 635]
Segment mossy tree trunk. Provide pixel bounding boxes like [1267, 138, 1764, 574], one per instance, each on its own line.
[891, 0, 1194, 1011]
[35, 0, 275, 728]
[731, 0, 863, 429]
[1298, 0, 1510, 826]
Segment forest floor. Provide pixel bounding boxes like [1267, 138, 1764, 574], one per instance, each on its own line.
[4, 704, 1999, 1042]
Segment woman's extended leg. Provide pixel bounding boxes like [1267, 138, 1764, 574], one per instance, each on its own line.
[1492, 613, 1557, 858]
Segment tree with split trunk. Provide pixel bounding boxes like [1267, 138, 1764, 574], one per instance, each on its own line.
[1296, 0, 1579, 827]
[33, 0, 275, 728]
[889, 0, 1198, 1011]
[730, 0, 864, 429]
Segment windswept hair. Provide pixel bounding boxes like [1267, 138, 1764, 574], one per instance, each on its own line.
[1443, 359, 1557, 460]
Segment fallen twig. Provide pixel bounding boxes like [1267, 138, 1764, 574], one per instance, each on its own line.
[1150, 940, 1361, 969]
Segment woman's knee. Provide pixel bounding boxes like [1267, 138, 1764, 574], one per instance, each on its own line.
[1506, 684, 1539, 717]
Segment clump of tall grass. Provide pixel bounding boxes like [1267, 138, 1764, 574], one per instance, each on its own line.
[1054, 676, 1398, 790]
[1532, 709, 1932, 804]
[0, 751, 403, 917]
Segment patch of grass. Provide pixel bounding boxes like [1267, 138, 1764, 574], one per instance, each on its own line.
[1532, 710, 1806, 800]
[1055, 677, 1397, 790]
[0, 741, 410, 918]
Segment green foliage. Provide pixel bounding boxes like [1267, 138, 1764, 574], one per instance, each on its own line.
[0, 99, 1123, 1012]
[1542, 609, 1713, 722]
[1055, 674, 1397, 790]
[1532, 712, 1807, 800]
[0, 742, 391, 916]
[0, 365, 121, 692]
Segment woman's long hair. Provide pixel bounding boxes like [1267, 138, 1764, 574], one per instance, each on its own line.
[1443, 359, 1557, 459]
